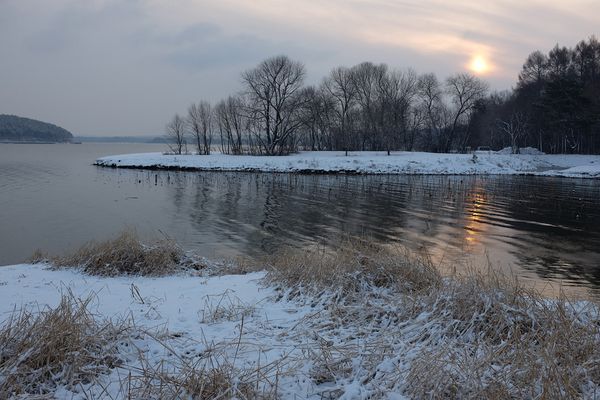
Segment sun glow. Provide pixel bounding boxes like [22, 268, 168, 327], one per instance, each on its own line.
[469, 55, 489, 74]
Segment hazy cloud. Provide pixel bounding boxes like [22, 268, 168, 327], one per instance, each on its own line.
[0, 0, 598, 135]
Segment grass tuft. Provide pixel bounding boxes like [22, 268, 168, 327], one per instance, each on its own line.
[265, 241, 600, 399]
[51, 230, 185, 276]
[264, 239, 441, 298]
[122, 360, 268, 399]
[0, 292, 126, 397]
[406, 272, 600, 399]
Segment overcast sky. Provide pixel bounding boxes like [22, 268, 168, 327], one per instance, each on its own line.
[1, 0, 598, 136]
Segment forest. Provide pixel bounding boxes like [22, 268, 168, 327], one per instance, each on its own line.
[166, 36, 600, 156]
[0, 114, 73, 143]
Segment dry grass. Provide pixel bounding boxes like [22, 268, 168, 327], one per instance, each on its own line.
[0, 292, 127, 397]
[48, 230, 186, 276]
[405, 272, 600, 399]
[29, 231, 255, 278]
[0, 292, 280, 399]
[198, 290, 257, 324]
[113, 316, 283, 399]
[0, 292, 282, 399]
[199, 256, 262, 277]
[121, 357, 275, 399]
[264, 241, 600, 399]
[14, 236, 600, 398]
[264, 239, 441, 298]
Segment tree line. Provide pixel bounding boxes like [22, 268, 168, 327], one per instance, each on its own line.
[470, 36, 600, 154]
[166, 55, 489, 155]
[0, 114, 73, 143]
[167, 36, 600, 155]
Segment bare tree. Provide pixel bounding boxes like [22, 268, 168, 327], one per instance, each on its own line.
[445, 73, 489, 152]
[351, 62, 388, 151]
[323, 66, 357, 154]
[406, 104, 426, 151]
[187, 101, 213, 155]
[381, 68, 419, 153]
[242, 55, 306, 155]
[299, 85, 336, 150]
[418, 73, 446, 151]
[498, 111, 528, 154]
[163, 59, 501, 155]
[166, 114, 186, 155]
[215, 95, 246, 154]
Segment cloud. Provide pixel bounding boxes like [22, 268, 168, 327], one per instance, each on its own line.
[0, 0, 598, 135]
[161, 33, 330, 74]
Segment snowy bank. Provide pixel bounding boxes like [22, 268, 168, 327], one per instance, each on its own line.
[95, 151, 600, 178]
[2, 242, 600, 398]
[0, 264, 293, 398]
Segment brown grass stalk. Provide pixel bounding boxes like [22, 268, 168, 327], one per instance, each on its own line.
[265, 240, 600, 399]
[48, 230, 185, 276]
[264, 239, 441, 298]
[0, 292, 127, 397]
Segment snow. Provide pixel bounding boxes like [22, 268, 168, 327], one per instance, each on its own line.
[0, 264, 377, 398]
[1, 263, 598, 398]
[539, 163, 600, 178]
[495, 146, 545, 155]
[95, 151, 600, 178]
[0, 264, 301, 397]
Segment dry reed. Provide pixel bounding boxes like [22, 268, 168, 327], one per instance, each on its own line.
[49, 230, 185, 276]
[265, 241, 600, 399]
[0, 292, 127, 397]
[14, 235, 600, 398]
[405, 271, 600, 399]
[264, 239, 441, 298]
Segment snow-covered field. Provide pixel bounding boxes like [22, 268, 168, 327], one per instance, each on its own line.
[95, 150, 600, 178]
[2, 261, 599, 399]
[0, 264, 321, 398]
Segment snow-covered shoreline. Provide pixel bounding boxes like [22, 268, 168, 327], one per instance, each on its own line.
[0, 264, 307, 398]
[94, 150, 600, 178]
[2, 259, 599, 399]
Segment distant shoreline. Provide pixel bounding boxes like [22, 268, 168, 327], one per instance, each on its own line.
[0, 141, 72, 144]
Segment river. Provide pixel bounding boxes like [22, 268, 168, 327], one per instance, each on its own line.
[1, 143, 599, 296]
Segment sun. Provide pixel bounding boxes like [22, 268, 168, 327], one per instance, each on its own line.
[469, 55, 489, 74]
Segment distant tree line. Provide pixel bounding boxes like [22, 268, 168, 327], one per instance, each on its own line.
[166, 36, 600, 155]
[470, 36, 600, 154]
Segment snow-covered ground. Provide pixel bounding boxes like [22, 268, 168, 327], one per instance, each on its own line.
[1, 262, 599, 398]
[4, 263, 420, 399]
[0, 264, 320, 398]
[95, 150, 600, 178]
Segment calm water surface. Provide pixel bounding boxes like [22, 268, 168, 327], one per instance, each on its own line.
[1, 144, 599, 296]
